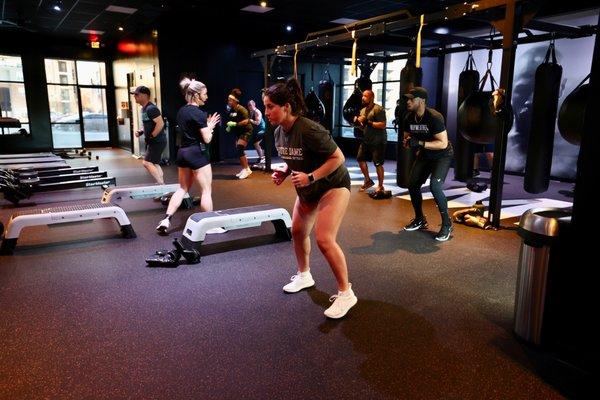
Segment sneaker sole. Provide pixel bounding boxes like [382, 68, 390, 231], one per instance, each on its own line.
[283, 280, 315, 293]
[324, 296, 358, 319]
[435, 234, 452, 242]
[403, 223, 428, 231]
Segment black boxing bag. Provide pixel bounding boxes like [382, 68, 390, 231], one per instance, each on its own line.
[318, 69, 334, 132]
[524, 43, 563, 194]
[397, 56, 423, 188]
[305, 89, 326, 126]
[458, 69, 513, 144]
[557, 74, 589, 146]
[454, 53, 479, 182]
[343, 63, 374, 138]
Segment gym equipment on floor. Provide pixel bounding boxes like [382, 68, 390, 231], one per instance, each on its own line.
[2, 167, 107, 183]
[16, 166, 100, 177]
[369, 190, 392, 200]
[0, 156, 64, 165]
[180, 204, 292, 259]
[1, 162, 68, 171]
[146, 238, 200, 267]
[0, 203, 136, 254]
[0, 153, 55, 159]
[101, 183, 194, 209]
[1, 175, 116, 205]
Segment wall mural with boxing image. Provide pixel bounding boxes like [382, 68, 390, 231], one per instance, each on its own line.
[445, 9, 597, 180]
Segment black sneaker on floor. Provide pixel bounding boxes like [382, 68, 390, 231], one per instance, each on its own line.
[404, 218, 428, 231]
[435, 225, 453, 241]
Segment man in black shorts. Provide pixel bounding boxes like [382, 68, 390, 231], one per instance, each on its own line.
[402, 87, 454, 241]
[353, 90, 387, 193]
[132, 86, 167, 184]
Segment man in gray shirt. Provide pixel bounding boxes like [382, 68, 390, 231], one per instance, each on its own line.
[354, 90, 387, 193]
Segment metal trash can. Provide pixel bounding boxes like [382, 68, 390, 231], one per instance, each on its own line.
[514, 207, 571, 345]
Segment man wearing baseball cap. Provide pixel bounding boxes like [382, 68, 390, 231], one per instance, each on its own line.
[132, 85, 167, 184]
[401, 86, 454, 241]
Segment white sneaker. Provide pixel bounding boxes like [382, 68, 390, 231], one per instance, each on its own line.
[238, 168, 252, 179]
[206, 227, 228, 234]
[324, 284, 357, 319]
[156, 217, 170, 234]
[235, 169, 245, 177]
[283, 271, 315, 293]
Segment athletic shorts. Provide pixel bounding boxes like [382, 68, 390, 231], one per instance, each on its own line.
[176, 145, 210, 170]
[145, 140, 167, 164]
[253, 130, 265, 143]
[357, 141, 386, 166]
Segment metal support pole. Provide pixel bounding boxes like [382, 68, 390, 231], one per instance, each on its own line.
[488, 0, 521, 228]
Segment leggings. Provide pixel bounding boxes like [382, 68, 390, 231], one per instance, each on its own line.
[408, 154, 452, 224]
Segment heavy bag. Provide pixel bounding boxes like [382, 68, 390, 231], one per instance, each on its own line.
[305, 89, 325, 125]
[318, 70, 335, 132]
[455, 53, 480, 182]
[524, 43, 563, 194]
[557, 74, 589, 146]
[458, 70, 513, 144]
[397, 56, 423, 188]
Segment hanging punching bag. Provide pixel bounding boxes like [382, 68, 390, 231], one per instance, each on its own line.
[396, 54, 423, 188]
[318, 68, 334, 132]
[305, 89, 326, 125]
[343, 61, 375, 138]
[454, 52, 479, 182]
[557, 74, 589, 146]
[524, 42, 563, 194]
[458, 69, 513, 144]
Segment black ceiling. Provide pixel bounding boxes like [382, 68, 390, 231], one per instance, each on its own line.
[0, 0, 597, 44]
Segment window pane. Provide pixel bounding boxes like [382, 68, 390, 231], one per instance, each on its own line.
[52, 123, 82, 149]
[0, 55, 24, 82]
[45, 59, 77, 84]
[0, 82, 29, 122]
[47, 85, 78, 122]
[81, 87, 108, 141]
[77, 61, 106, 86]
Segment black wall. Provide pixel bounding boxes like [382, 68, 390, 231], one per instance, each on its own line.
[156, 15, 266, 162]
[0, 31, 117, 153]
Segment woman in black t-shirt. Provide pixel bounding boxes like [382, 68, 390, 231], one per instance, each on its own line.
[263, 78, 356, 320]
[156, 78, 221, 234]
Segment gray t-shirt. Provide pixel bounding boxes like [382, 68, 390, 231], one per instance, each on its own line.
[359, 103, 387, 145]
[275, 117, 350, 203]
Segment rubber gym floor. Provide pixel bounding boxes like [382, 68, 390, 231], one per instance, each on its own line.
[0, 149, 579, 399]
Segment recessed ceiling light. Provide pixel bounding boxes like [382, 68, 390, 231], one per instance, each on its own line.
[118, 26, 124, 31]
[241, 5, 273, 13]
[52, 0, 64, 12]
[106, 5, 137, 14]
[260, 1, 267, 7]
[330, 18, 359, 25]
[434, 27, 450, 34]
[286, 25, 292, 32]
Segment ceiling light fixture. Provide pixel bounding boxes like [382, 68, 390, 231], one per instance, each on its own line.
[52, 0, 64, 12]
[118, 26, 124, 31]
[286, 25, 292, 32]
[260, 1, 267, 7]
